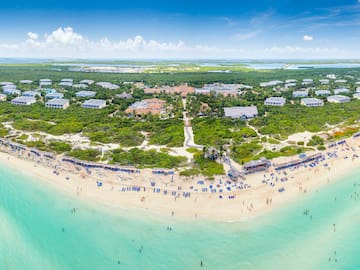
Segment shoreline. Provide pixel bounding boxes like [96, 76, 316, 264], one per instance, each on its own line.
[1, 137, 360, 222]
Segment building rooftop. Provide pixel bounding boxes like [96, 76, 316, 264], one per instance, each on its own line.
[315, 90, 331, 96]
[82, 99, 106, 106]
[334, 88, 350, 94]
[46, 92, 64, 99]
[76, 91, 96, 97]
[73, 83, 88, 88]
[224, 106, 258, 119]
[80, 80, 95, 85]
[20, 80, 33, 84]
[46, 98, 69, 106]
[59, 82, 73, 87]
[301, 98, 324, 106]
[22, 91, 40, 97]
[11, 96, 36, 104]
[0, 82, 14, 86]
[116, 92, 133, 99]
[40, 79, 52, 83]
[61, 78, 73, 82]
[327, 95, 351, 102]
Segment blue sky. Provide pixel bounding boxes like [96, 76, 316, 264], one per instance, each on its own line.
[0, 0, 360, 59]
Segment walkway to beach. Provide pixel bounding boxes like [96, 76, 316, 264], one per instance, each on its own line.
[182, 98, 203, 149]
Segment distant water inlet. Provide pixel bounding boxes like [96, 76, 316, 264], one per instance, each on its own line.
[1, 162, 360, 270]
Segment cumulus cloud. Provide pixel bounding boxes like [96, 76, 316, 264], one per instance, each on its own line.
[27, 32, 39, 40]
[45, 27, 84, 45]
[0, 26, 351, 59]
[303, 35, 313, 41]
[0, 26, 239, 58]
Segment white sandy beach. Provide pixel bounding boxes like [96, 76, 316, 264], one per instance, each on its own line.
[1, 137, 360, 222]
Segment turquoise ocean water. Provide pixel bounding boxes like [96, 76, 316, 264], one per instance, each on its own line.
[1, 162, 360, 270]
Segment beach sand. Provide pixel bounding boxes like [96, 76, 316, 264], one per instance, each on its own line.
[1, 137, 359, 222]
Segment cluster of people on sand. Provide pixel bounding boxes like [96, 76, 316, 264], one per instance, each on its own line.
[2, 135, 360, 208]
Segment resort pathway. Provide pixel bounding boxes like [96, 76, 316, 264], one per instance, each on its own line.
[182, 98, 203, 149]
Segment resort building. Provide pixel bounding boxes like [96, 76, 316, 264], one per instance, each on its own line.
[242, 158, 271, 174]
[327, 95, 351, 103]
[22, 91, 40, 98]
[285, 83, 297, 88]
[59, 82, 73, 87]
[116, 92, 133, 99]
[264, 97, 286, 106]
[0, 94, 6, 101]
[3, 89, 20, 95]
[319, 79, 330, 85]
[326, 74, 336, 79]
[11, 96, 36, 106]
[335, 79, 347, 84]
[224, 106, 258, 119]
[302, 79, 313, 86]
[61, 78, 73, 83]
[301, 98, 324, 107]
[356, 87, 360, 93]
[292, 90, 309, 98]
[353, 93, 360, 100]
[315, 90, 331, 96]
[3, 84, 17, 91]
[72, 84, 88, 89]
[19, 80, 33, 84]
[333, 88, 350, 95]
[45, 98, 70, 109]
[81, 99, 107, 109]
[0, 82, 14, 86]
[45, 92, 64, 99]
[39, 79, 52, 87]
[43, 88, 56, 94]
[79, 80, 95, 85]
[285, 79, 297, 84]
[75, 91, 96, 98]
[260, 80, 283, 87]
[95, 82, 119, 90]
[125, 98, 166, 116]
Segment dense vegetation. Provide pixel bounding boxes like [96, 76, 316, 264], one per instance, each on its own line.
[192, 118, 257, 146]
[111, 148, 187, 168]
[251, 102, 360, 137]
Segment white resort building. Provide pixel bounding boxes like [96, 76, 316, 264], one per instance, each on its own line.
[315, 90, 331, 96]
[264, 97, 286, 106]
[81, 99, 107, 109]
[327, 95, 351, 103]
[333, 88, 350, 95]
[224, 106, 258, 119]
[11, 96, 36, 106]
[45, 98, 70, 109]
[45, 92, 64, 99]
[76, 91, 96, 98]
[293, 90, 309, 98]
[22, 91, 40, 98]
[301, 98, 324, 107]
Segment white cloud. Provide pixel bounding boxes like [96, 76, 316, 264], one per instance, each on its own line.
[27, 32, 38, 40]
[233, 31, 260, 41]
[45, 27, 84, 45]
[0, 26, 354, 59]
[303, 35, 313, 41]
[0, 26, 238, 59]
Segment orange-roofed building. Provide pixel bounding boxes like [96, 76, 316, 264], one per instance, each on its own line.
[125, 98, 166, 116]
